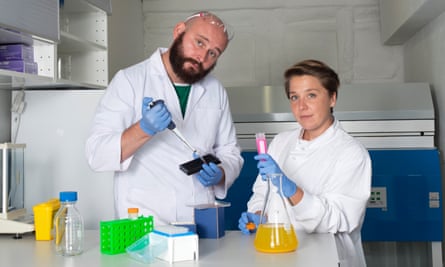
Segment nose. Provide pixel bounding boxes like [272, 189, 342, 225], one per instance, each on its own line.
[196, 49, 208, 63]
[298, 98, 308, 110]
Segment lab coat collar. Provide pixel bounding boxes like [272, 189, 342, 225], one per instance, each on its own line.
[152, 48, 208, 118]
[295, 119, 340, 150]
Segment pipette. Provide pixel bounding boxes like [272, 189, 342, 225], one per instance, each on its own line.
[149, 100, 205, 161]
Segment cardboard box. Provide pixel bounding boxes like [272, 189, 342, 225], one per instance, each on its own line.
[0, 44, 34, 61]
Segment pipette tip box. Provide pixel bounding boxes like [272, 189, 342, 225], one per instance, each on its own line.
[152, 225, 199, 263]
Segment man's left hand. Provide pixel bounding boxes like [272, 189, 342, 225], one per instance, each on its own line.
[197, 162, 223, 187]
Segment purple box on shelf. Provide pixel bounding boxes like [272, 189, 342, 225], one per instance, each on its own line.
[0, 44, 34, 61]
[0, 60, 38, 74]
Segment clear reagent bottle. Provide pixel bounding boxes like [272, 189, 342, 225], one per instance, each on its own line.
[54, 191, 84, 256]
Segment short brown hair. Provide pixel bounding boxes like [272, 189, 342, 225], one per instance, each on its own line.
[284, 59, 339, 100]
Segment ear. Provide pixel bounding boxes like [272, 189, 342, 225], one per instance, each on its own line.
[330, 92, 337, 108]
[173, 22, 186, 39]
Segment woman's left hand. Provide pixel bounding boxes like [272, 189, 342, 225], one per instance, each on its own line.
[254, 154, 297, 197]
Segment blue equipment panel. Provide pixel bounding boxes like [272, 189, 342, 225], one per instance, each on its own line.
[362, 149, 443, 241]
[223, 152, 258, 230]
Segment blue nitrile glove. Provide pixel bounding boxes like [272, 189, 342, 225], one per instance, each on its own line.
[140, 97, 172, 136]
[197, 162, 223, 187]
[254, 154, 297, 198]
[238, 212, 260, 235]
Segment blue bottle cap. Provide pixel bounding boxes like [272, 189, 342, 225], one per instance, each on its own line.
[59, 191, 78, 202]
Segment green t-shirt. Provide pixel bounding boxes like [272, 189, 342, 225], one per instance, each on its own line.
[174, 84, 192, 117]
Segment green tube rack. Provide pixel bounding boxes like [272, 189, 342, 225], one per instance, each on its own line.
[100, 216, 154, 255]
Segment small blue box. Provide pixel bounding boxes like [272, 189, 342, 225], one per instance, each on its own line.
[194, 203, 227, 239]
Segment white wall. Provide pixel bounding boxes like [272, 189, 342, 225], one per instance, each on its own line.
[0, 90, 11, 142]
[404, 11, 445, 161]
[141, 0, 404, 87]
[107, 0, 144, 80]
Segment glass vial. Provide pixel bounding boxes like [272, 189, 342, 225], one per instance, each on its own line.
[255, 132, 267, 154]
[54, 191, 84, 256]
[128, 207, 139, 219]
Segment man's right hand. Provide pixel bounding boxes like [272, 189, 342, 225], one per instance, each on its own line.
[140, 97, 172, 136]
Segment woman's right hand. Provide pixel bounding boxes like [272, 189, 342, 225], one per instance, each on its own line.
[238, 211, 260, 235]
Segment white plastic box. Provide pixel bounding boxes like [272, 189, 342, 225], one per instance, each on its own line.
[152, 226, 199, 263]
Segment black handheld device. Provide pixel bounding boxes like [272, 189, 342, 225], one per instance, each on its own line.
[179, 154, 221, 175]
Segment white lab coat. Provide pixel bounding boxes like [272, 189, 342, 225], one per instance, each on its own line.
[85, 48, 243, 225]
[247, 119, 371, 267]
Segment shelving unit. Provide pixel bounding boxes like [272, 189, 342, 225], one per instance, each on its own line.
[58, 0, 108, 87]
[0, 0, 109, 89]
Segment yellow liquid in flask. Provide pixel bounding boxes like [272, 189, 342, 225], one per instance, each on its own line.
[254, 223, 298, 253]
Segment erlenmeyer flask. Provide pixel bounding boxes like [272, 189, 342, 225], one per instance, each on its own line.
[254, 173, 298, 253]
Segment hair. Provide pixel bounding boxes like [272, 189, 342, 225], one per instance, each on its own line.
[284, 59, 340, 100]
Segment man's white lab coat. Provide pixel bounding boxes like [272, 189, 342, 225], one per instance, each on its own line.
[86, 48, 243, 225]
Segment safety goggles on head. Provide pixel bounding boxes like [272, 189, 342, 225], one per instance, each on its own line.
[185, 11, 234, 41]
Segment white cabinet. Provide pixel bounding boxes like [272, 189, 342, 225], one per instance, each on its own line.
[57, 0, 109, 87]
[0, 0, 110, 89]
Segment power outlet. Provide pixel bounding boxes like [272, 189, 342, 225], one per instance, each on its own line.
[368, 187, 387, 209]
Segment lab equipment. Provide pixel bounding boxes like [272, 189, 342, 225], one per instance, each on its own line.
[254, 173, 298, 253]
[194, 201, 230, 239]
[148, 99, 200, 155]
[0, 143, 34, 235]
[255, 132, 267, 154]
[128, 207, 139, 220]
[54, 191, 84, 256]
[100, 215, 154, 255]
[179, 154, 221, 175]
[128, 225, 198, 264]
[126, 231, 167, 264]
[246, 222, 256, 231]
[33, 198, 60, 240]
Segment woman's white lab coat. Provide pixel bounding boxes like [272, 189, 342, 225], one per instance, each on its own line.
[85, 48, 243, 225]
[247, 120, 371, 267]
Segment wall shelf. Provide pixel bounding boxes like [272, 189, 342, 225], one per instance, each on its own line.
[0, 0, 109, 89]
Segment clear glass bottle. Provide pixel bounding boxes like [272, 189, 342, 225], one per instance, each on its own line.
[54, 191, 84, 256]
[254, 173, 298, 253]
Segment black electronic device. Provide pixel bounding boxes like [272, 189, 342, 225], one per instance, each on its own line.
[179, 154, 221, 175]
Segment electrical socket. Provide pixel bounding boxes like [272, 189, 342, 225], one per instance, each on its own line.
[368, 187, 387, 209]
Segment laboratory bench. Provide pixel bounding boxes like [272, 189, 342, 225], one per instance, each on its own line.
[0, 230, 339, 267]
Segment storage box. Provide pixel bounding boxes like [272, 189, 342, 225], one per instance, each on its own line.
[194, 201, 230, 239]
[33, 198, 60, 241]
[0, 44, 34, 61]
[0, 60, 38, 74]
[152, 226, 199, 263]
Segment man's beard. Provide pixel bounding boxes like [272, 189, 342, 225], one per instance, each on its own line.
[169, 33, 216, 84]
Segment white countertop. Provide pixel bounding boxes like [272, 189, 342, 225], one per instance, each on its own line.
[0, 230, 339, 267]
